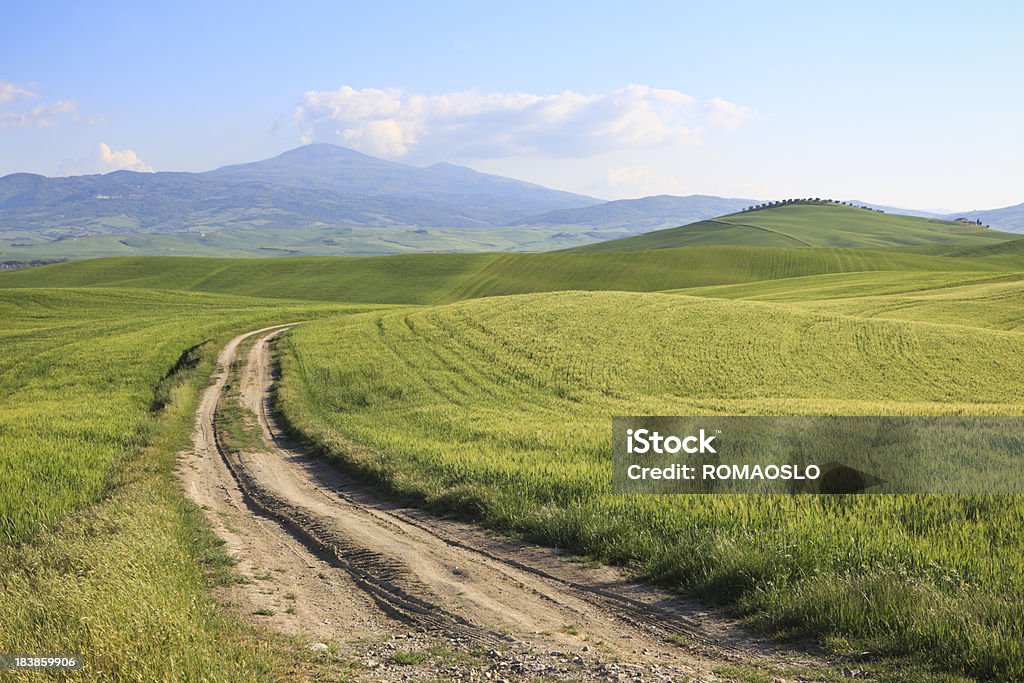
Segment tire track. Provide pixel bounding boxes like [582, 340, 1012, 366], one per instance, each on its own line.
[212, 327, 511, 646]
[191, 325, 828, 676]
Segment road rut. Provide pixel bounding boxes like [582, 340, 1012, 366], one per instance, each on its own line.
[179, 326, 828, 681]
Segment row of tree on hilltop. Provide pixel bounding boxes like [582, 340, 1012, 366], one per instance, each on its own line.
[739, 198, 990, 227]
[741, 198, 884, 213]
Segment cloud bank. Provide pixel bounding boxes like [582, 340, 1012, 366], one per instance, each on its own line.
[294, 84, 755, 159]
[59, 143, 154, 175]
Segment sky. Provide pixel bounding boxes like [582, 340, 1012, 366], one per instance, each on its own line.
[1, 1, 1022, 211]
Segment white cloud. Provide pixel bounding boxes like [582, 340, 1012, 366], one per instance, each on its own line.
[0, 81, 36, 103]
[59, 143, 154, 175]
[294, 84, 754, 159]
[0, 81, 79, 129]
[703, 97, 756, 130]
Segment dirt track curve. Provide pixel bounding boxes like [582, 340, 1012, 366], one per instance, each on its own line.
[179, 325, 829, 682]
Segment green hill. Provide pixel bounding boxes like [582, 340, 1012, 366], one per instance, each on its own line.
[5, 226, 1024, 680]
[0, 254, 501, 304]
[4, 239, 1023, 304]
[278, 289, 1024, 680]
[3, 245, 1020, 304]
[568, 203, 1020, 252]
[442, 246, 1019, 300]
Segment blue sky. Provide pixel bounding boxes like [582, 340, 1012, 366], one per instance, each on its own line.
[2, 1, 1022, 210]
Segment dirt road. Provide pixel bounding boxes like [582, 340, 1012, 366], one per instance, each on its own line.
[179, 326, 829, 681]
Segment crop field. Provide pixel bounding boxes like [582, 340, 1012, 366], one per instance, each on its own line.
[0, 287, 367, 678]
[7, 202, 1013, 263]
[276, 285, 1024, 680]
[2, 203, 1023, 680]
[569, 204, 1020, 252]
[0, 253, 501, 304]
[2, 242, 1021, 305]
[0, 223, 614, 261]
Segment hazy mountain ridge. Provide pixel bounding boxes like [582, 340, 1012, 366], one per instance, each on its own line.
[946, 203, 1024, 233]
[841, 200, 1024, 232]
[516, 194, 758, 230]
[0, 144, 601, 236]
[2, 144, 1022, 256]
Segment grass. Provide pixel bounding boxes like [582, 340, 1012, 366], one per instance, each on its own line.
[670, 270, 1024, 302]
[0, 287, 368, 679]
[567, 203, 1020, 252]
[0, 319, 284, 680]
[0, 254, 500, 304]
[3, 204, 1018, 263]
[3, 241, 1021, 304]
[0, 223, 619, 261]
[275, 287, 1024, 681]
[439, 246, 1017, 300]
[4, 206, 1024, 679]
[677, 272, 1024, 334]
[0, 288, 363, 544]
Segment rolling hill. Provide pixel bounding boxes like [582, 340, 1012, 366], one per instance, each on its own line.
[567, 203, 1020, 252]
[6, 214, 1024, 681]
[278, 284, 1024, 680]
[2, 238, 1020, 304]
[7, 144, 1022, 263]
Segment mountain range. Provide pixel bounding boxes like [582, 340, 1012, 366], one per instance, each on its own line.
[1, 144, 1022, 259]
[0, 144, 599, 238]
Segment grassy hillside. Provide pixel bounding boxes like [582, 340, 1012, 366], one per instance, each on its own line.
[8, 199, 1020, 264]
[278, 289, 1024, 680]
[569, 203, 1019, 252]
[0, 287, 365, 678]
[443, 246, 1018, 300]
[3, 244, 1019, 304]
[671, 271, 1024, 303]
[0, 287, 359, 544]
[5, 215, 1024, 680]
[0, 254, 501, 304]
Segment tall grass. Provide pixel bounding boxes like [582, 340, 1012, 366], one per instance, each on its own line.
[2, 241, 1020, 305]
[0, 287, 365, 679]
[278, 288, 1024, 680]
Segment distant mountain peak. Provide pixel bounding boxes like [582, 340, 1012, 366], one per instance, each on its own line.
[0, 143, 600, 236]
[428, 161, 470, 171]
[270, 142, 375, 161]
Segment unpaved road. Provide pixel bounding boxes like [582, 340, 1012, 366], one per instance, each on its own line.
[179, 326, 830, 681]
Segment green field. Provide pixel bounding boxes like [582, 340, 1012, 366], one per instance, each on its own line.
[0, 223, 619, 261]
[4, 203, 1018, 264]
[275, 286, 1024, 680]
[2, 203, 1023, 680]
[2, 242, 1022, 305]
[0, 288, 368, 678]
[568, 203, 1019, 252]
